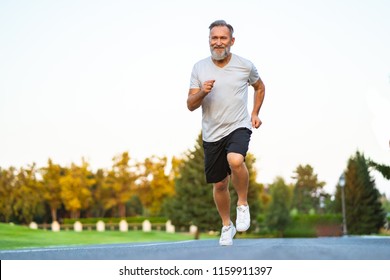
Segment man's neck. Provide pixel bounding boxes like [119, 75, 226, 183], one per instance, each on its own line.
[212, 53, 232, 68]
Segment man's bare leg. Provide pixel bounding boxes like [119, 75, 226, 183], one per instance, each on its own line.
[227, 152, 248, 206]
[213, 176, 231, 226]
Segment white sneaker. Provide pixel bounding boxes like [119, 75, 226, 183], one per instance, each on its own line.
[219, 222, 236, 246]
[236, 205, 250, 232]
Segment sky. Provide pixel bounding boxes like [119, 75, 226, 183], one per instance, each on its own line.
[1, 0, 389, 197]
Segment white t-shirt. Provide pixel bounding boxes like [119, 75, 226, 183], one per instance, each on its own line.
[190, 54, 260, 142]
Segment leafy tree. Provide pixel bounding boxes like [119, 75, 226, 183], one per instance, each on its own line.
[265, 177, 291, 235]
[368, 159, 390, 180]
[60, 160, 94, 219]
[136, 156, 175, 216]
[335, 151, 386, 234]
[87, 168, 110, 218]
[40, 159, 63, 222]
[126, 195, 143, 216]
[13, 164, 44, 223]
[108, 152, 137, 217]
[0, 167, 17, 222]
[291, 164, 325, 214]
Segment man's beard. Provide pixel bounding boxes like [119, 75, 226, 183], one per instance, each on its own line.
[210, 46, 230, 61]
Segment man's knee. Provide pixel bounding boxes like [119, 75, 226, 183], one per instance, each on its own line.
[227, 152, 245, 170]
[213, 176, 229, 192]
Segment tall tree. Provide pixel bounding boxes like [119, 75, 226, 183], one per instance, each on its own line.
[291, 164, 325, 214]
[60, 160, 94, 219]
[367, 159, 390, 180]
[40, 159, 63, 222]
[265, 177, 291, 235]
[335, 151, 386, 234]
[87, 168, 110, 218]
[136, 156, 175, 216]
[13, 164, 44, 223]
[0, 167, 17, 222]
[108, 152, 137, 217]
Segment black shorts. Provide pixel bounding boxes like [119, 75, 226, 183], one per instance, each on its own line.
[203, 128, 252, 183]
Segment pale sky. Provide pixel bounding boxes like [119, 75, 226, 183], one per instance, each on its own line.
[1, 0, 389, 197]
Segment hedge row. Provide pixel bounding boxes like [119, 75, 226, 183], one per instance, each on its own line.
[63, 216, 168, 225]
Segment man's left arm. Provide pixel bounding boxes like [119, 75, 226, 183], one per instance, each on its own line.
[251, 78, 265, 129]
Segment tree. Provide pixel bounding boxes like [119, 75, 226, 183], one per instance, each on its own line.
[87, 168, 110, 218]
[0, 167, 17, 222]
[368, 159, 390, 180]
[13, 164, 44, 223]
[291, 164, 325, 214]
[60, 160, 94, 219]
[335, 151, 386, 234]
[265, 177, 291, 235]
[136, 156, 175, 216]
[40, 159, 63, 222]
[108, 152, 137, 217]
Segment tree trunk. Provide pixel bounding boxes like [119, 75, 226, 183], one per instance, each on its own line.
[51, 207, 57, 222]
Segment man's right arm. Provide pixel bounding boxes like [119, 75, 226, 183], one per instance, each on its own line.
[187, 80, 215, 111]
[187, 88, 206, 111]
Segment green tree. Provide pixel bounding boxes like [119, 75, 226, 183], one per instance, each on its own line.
[265, 177, 291, 235]
[335, 151, 386, 234]
[291, 164, 325, 214]
[0, 167, 17, 222]
[13, 164, 44, 223]
[87, 168, 110, 218]
[368, 159, 390, 180]
[40, 159, 63, 222]
[108, 152, 137, 218]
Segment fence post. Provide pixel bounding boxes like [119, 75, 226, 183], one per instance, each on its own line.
[51, 221, 60, 232]
[96, 220, 105, 232]
[166, 220, 175, 233]
[29, 222, 38, 230]
[119, 220, 128, 232]
[74, 221, 83, 232]
[190, 225, 199, 239]
[142, 220, 151, 232]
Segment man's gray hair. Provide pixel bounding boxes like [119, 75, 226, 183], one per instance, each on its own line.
[209, 20, 234, 37]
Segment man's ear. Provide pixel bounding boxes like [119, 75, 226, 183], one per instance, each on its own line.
[231, 37, 235, 46]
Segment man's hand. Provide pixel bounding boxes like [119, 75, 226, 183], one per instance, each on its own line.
[251, 114, 262, 129]
[202, 80, 215, 94]
[187, 80, 215, 111]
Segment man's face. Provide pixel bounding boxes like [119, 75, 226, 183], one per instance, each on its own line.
[209, 26, 235, 61]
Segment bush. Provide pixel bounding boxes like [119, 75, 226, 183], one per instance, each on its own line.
[282, 214, 342, 238]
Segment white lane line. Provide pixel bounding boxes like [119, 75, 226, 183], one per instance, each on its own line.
[0, 240, 196, 254]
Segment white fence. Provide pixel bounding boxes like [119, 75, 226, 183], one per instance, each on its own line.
[28, 220, 193, 234]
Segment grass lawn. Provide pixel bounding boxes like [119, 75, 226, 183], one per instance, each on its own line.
[0, 223, 215, 250]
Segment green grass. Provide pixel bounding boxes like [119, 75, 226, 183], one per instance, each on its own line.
[0, 223, 214, 250]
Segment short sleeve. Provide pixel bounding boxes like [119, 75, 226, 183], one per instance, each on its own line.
[248, 63, 260, 85]
[189, 64, 201, 89]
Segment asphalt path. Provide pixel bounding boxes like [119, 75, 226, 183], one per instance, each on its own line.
[1, 236, 390, 260]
